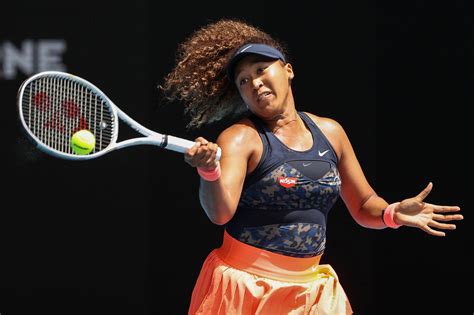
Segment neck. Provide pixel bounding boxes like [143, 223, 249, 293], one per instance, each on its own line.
[267, 110, 302, 134]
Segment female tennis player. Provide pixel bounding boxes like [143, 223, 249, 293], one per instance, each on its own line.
[160, 18, 463, 315]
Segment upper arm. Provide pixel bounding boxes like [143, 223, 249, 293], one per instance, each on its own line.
[333, 121, 377, 215]
[215, 120, 261, 209]
[306, 113, 377, 216]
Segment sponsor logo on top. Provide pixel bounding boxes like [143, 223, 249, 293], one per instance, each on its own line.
[278, 177, 297, 188]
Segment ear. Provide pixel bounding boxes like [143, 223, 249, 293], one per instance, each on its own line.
[285, 63, 295, 80]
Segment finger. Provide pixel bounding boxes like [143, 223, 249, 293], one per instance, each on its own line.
[206, 142, 219, 167]
[186, 141, 201, 155]
[432, 213, 464, 222]
[427, 204, 461, 213]
[195, 146, 211, 162]
[205, 152, 218, 167]
[428, 220, 456, 230]
[415, 182, 433, 202]
[184, 144, 200, 163]
[421, 225, 446, 237]
[196, 146, 216, 167]
[194, 137, 209, 145]
[202, 148, 214, 163]
[207, 143, 219, 159]
[207, 142, 217, 151]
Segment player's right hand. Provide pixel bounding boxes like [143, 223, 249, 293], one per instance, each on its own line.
[185, 137, 220, 170]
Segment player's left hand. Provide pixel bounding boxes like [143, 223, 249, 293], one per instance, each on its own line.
[393, 182, 463, 236]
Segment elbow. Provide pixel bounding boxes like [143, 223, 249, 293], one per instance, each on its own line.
[199, 190, 237, 225]
[355, 218, 373, 229]
[349, 206, 373, 228]
[205, 206, 235, 226]
[209, 216, 231, 226]
[351, 211, 368, 227]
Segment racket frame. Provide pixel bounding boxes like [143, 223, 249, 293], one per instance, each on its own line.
[17, 71, 209, 161]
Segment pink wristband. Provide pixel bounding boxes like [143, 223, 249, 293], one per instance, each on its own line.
[197, 163, 221, 182]
[383, 202, 401, 229]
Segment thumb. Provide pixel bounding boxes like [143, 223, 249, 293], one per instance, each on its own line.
[415, 182, 433, 202]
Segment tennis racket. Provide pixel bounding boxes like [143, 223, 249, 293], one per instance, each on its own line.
[17, 71, 221, 161]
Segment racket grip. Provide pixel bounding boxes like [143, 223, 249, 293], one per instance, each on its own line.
[165, 135, 222, 161]
[164, 135, 195, 153]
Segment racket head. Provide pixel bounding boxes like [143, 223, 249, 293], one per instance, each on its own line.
[17, 71, 118, 160]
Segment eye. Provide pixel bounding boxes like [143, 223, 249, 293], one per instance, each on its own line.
[239, 78, 248, 86]
[256, 67, 265, 74]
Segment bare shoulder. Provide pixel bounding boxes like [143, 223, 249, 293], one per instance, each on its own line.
[305, 112, 345, 135]
[217, 118, 258, 143]
[304, 112, 346, 157]
[216, 117, 261, 154]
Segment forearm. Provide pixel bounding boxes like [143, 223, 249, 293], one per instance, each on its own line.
[352, 194, 389, 229]
[198, 178, 237, 225]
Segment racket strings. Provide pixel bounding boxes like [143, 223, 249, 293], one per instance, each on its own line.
[21, 75, 115, 154]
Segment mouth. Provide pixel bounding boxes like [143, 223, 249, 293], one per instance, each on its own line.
[257, 91, 273, 102]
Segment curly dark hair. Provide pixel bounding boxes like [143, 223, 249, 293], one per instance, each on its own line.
[159, 18, 288, 129]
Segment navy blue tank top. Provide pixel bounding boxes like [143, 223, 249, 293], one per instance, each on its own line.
[225, 112, 341, 258]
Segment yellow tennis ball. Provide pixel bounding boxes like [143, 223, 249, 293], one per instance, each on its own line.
[71, 129, 95, 155]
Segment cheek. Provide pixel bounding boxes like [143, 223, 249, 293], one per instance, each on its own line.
[238, 87, 253, 101]
[267, 67, 278, 77]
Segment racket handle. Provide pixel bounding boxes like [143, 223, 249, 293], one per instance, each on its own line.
[165, 135, 222, 161]
[215, 147, 222, 161]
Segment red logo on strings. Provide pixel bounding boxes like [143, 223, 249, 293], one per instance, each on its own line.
[62, 100, 79, 118]
[34, 92, 50, 111]
[35, 92, 88, 133]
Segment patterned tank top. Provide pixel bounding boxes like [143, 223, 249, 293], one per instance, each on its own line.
[225, 112, 341, 258]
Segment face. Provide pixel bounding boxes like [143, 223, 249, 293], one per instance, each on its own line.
[234, 55, 294, 119]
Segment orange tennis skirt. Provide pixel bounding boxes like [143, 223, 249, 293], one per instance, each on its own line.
[189, 231, 353, 315]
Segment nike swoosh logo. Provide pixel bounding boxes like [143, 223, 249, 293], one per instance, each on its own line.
[239, 45, 253, 53]
[302, 162, 312, 167]
[318, 149, 329, 157]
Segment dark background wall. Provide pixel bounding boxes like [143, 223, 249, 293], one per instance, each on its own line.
[1, 1, 471, 314]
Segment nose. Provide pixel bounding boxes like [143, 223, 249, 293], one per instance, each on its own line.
[252, 78, 263, 90]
